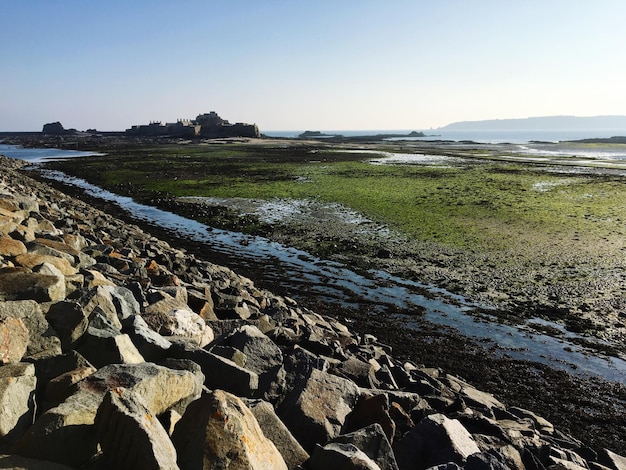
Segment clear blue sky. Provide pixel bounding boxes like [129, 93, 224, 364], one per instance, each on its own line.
[2, 0, 625, 132]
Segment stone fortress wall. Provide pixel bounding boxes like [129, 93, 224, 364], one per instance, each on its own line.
[126, 111, 260, 138]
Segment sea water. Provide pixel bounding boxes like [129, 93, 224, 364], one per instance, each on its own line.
[0, 144, 102, 163]
[264, 128, 626, 144]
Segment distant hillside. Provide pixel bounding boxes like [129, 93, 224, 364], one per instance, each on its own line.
[440, 115, 626, 131]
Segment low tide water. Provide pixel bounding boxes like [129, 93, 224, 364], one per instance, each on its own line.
[264, 128, 626, 144]
[4, 144, 626, 383]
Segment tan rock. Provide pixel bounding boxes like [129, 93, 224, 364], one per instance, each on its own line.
[0, 207, 25, 226]
[0, 197, 19, 212]
[62, 233, 88, 251]
[0, 317, 28, 365]
[0, 363, 36, 445]
[0, 300, 61, 361]
[0, 237, 27, 257]
[15, 253, 77, 276]
[13, 363, 198, 467]
[172, 390, 288, 470]
[0, 269, 66, 302]
[32, 218, 61, 237]
[0, 217, 18, 237]
[95, 388, 179, 470]
[83, 269, 116, 288]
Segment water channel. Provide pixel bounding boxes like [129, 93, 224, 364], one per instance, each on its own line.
[3, 143, 626, 384]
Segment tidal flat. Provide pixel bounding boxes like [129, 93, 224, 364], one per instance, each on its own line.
[12, 135, 626, 452]
[39, 137, 626, 350]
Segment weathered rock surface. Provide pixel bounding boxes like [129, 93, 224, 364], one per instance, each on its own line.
[0, 317, 29, 365]
[244, 398, 309, 469]
[172, 390, 288, 470]
[394, 413, 480, 470]
[0, 154, 622, 469]
[95, 388, 179, 469]
[278, 368, 360, 452]
[0, 363, 36, 449]
[13, 363, 197, 466]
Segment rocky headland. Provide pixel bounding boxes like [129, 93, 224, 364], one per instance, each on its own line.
[0, 153, 625, 469]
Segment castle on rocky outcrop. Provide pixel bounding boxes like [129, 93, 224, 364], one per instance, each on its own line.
[126, 111, 259, 138]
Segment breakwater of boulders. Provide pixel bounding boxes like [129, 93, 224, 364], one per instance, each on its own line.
[0, 154, 624, 470]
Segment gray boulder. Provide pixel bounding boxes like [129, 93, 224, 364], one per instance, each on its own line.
[244, 398, 309, 469]
[308, 442, 382, 470]
[95, 388, 179, 470]
[13, 363, 196, 467]
[170, 344, 259, 397]
[75, 285, 136, 330]
[0, 300, 61, 360]
[0, 363, 36, 449]
[330, 424, 399, 470]
[122, 315, 172, 361]
[0, 317, 28, 365]
[278, 368, 360, 452]
[394, 413, 480, 470]
[214, 324, 284, 399]
[75, 323, 144, 369]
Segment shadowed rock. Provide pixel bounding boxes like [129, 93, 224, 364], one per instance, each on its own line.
[278, 368, 360, 452]
[308, 442, 382, 470]
[0, 363, 36, 449]
[0, 454, 74, 469]
[0, 269, 66, 302]
[327, 424, 398, 470]
[243, 398, 309, 469]
[0, 317, 28, 365]
[394, 413, 480, 470]
[12, 363, 197, 467]
[95, 388, 179, 470]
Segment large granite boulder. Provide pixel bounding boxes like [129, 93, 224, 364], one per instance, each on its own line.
[0, 363, 36, 449]
[172, 390, 287, 470]
[0, 317, 28, 365]
[278, 368, 360, 452]
[95, 388, 179, 469]
[243, 398, 309, 469]
[394, 413, 480, 470]
[12, 363, 197, 467]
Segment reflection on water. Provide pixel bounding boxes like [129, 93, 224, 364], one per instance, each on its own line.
[0, 144, 103, 162]
[37, 168, 626, 384]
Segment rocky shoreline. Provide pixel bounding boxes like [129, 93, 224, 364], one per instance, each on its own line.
[0, 154, 625, 469]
